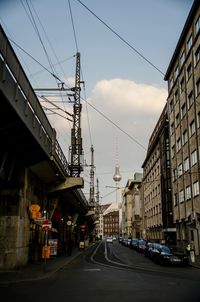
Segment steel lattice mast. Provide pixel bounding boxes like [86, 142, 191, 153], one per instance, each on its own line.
[89, 145, 95, 206]
[69, 52, 84, 177]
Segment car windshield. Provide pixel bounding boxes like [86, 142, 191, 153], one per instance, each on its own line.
[138, 240, 146, 245]
[161, 246, 171, 253]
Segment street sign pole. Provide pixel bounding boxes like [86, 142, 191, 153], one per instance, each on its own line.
[44, 229, 48, 271]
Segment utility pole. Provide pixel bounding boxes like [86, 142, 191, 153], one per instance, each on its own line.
[89, 145, 95, 206]
[69, 52, 84, 177]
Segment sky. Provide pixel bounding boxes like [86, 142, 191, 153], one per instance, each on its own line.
[0, 0, 194, 204]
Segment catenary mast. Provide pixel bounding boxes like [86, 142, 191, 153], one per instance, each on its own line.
[69, 52, 84, 177]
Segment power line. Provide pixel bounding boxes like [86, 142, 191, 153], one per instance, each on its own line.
[38, 95, 73, 117]
[84, 98, 147, 151]
[9, 37, 63, 83]
[76, 0, 165, 76]
[42, 106, 73, 122]
[68, 0, 93, 147]
[68, 0, 79, 52]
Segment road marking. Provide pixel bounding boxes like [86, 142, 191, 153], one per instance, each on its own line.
[83, 268, 101, 271]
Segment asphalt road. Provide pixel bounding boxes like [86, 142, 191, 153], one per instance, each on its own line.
[1, 241, 200, 302]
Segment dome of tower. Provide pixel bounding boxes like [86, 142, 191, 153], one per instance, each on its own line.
[113, 165, 122, 182]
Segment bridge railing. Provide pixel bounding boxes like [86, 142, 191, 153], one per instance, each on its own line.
[0, 25, 70, 176]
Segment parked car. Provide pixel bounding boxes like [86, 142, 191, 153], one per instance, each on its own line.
[129, 239, 139, 250]
[148, 243, 163, 261]
[169, 246, 189, 266]
[135, 239, 146, 253]
[106, 236, 113, 243]
[119, 237, 123, 243]
[122, 238, 132, 247]
[144, 242, 154, 257]
[153, 245, 189, 266]
[129, 239, 139, 249]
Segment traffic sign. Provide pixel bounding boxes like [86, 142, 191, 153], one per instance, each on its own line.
[42, 220, 52, 231]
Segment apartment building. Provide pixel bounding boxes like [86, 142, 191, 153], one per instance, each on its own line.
[103, 202, 119, 238]
[164, 0, 200, 254]
[142, 105, 175, 243]
[122, 173, 142, 238]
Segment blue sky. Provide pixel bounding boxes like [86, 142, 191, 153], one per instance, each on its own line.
[0, 0, 194, 203]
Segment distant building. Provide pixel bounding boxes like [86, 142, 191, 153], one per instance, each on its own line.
[103, 202, 119, 238]
[164, 0, 200, 254]
[122, 173, 143, 238]
[97, 204, 111, 239]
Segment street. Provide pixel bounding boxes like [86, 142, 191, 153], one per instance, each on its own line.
[1, 241, 200, 302]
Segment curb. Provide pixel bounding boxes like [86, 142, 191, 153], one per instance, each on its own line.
[0, 245, 95, 286]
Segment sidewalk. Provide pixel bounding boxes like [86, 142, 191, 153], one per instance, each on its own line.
[189, 254, 200, 269]
[0, 247, 88, 286]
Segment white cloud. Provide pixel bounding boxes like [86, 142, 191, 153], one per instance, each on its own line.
[89, 78, 167, 114]
[47, 78, 168, 203]
[81, 79, 167, 202]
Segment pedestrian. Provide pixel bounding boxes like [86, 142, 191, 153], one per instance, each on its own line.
[67, 236, 74, 256]
[186, 243, 191, 255]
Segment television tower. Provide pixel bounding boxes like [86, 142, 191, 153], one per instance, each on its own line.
[113, 141, 122, 205]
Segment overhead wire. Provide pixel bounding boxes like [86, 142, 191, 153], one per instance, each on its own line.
[7, 36, 145, 151]
[84, 97, 147, 151]
[76, 0, 165, 76]
[67, 0, 93, 146]
[42, 106, 73, 122]
[23, 0, 58, 81]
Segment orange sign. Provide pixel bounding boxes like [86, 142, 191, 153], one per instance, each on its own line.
[29, 204, 40, 213]
[42, 246, 50, 259]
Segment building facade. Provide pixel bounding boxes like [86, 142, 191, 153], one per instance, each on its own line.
[142, 105, 175, 243]
[164, 0, 200, 254]
[122, 173, 142, 239]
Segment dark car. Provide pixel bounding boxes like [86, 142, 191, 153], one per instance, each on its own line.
[154, 245, 189, 266]
[144, 242, 154, 257]
[135, 239, 146, 253]
[170, 246, 189, 266]
[129, 239, 139, 250]
[148, 243, 163, 261]
[122, 238, 131, 247]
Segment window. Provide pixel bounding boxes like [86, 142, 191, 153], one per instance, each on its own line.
[176, 138, 181, 152]
[170, 122, 175, 134]
[187, 34, 193, 53]
[184, 157, 190, 172]
[182, 130, 188, 145]
[169, 99, 173, 112]
[188, 90, 194, 107]
[196, 78, 200, 96]
[178, 163, 183, 177]
[175, 113, 180, 127]
[180, 51, 185, 68]
[174, 193, 178, 206]
[189, 120, 195, 137]
[197, 112, 200, 128]
[169, 77, 174, 90]
[171, 145, 175, 158]
[187, 63, 192, 80]
[195, 46, 200, 65]
[181, 103, 186, 118]
[193, 181, 199, 196]
[175, 65, 179, 79]
[179, 190, 184, 203]
[191, 150, 197, 166]
[174, 89, 179, 104]
[172, 169, 177, 182]
[185, 186, 191, 200]
[195, 16, 200, 35]
[180, 77, 185, 93]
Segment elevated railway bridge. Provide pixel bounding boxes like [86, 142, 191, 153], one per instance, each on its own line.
[0, 25, 93, 269]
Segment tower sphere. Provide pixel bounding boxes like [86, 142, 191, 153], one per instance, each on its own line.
[113, 165, 122, 182]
